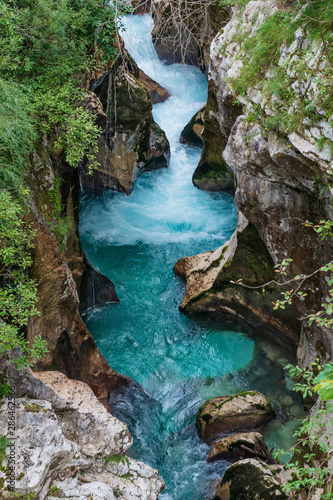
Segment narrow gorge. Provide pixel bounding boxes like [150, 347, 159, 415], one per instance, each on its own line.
[0, 0, 333, 499]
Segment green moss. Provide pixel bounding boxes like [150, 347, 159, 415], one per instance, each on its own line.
[213, 224, 275, 290]
[104, 454, 129, 468]
[24, 404, 41, 413]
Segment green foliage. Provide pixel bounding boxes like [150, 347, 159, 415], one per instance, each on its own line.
[0, 373, 11, 399]
[226, 0, 333, 139]
[0, 0, 125, 367]
[103, 454, 130, 467]
[274, 361, 333, 498]
[0, 0, 125, 181]
[0, 191, 48, 367]
[313, 363, 333, 401]
[0, 436, 10, 468]
[0, 79, 36, 199]
[49, 484, 60, 495]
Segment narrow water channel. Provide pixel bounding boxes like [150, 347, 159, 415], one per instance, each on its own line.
[79, 14, 305, 500]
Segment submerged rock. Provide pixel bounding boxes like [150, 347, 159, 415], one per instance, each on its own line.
[196, 391, 275, 442]
[207, 432, 273, 464]
[212, 459, 288, 500]
[180, 106, 205, 147]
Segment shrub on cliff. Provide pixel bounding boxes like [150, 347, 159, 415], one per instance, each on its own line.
[0, 0, 126, 366]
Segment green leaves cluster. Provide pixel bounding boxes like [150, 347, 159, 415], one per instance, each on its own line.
[274, 360, 333, 497]
[0, 191, 48, 367]
[0, 0, 125, 175]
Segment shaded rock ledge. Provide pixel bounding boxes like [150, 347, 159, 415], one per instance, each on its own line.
[174, 213, 300, 345]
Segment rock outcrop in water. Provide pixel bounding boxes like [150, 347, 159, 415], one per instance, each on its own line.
[175, 214, 300, 344]
[81, 49, 170, 194]
[196, 391, 275, 442]
[212, 459, 288, 500]
[207, 432, 273, 464]
[176, 0, 333, 368]
[180, 106, 205, 147]
[0, 352, 164, 499]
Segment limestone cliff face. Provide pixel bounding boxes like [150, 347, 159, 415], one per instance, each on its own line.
[176, 0, 333, 365]
[0, 353, 164, 499]
[81, 50, 170, 194]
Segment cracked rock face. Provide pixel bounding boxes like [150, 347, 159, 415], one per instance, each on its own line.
[0, 364, 164, 500]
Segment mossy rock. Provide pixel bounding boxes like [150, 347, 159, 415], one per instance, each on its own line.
[24, 403, 41, 413]
[197, 391, 275, 442]
[192, 89, 239, 192]
[213, 224, 275, 289]
[212, 459, 288, 500]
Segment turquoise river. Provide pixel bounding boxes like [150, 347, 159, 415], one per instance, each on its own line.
[79, 14, 305, 500]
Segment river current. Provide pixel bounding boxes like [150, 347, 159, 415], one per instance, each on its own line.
[79, 14, 305, 500]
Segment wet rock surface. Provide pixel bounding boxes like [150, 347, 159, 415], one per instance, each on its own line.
[192, 88, 237, 193]
[207, 432, 273, 464]
[212, 459, 288, 500]
[180, 105, 205, 147]
[196, 391, 275, 442]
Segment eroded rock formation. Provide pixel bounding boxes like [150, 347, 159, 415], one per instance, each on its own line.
[81, 50, 170, 194]
[0, 354, 164, 499]
[176, 0, 333, 366]
[207, 432, 273, 464]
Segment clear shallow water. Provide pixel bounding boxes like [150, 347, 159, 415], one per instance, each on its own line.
[80, 14, 305, 500]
